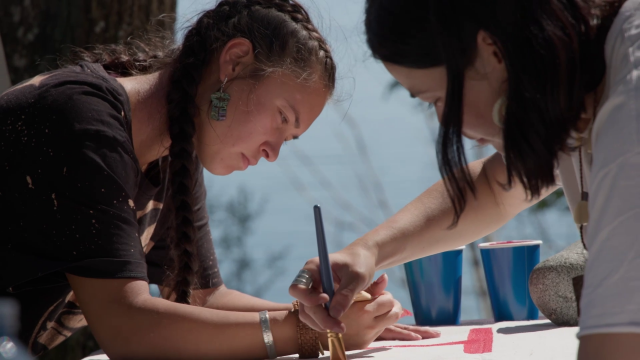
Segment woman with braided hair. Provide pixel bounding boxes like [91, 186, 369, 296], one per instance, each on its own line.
[0, 0, 439, 358]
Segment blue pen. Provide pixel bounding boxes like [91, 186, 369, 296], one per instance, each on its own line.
[313, 204, 335, 311]
[313, 205, 347, 359]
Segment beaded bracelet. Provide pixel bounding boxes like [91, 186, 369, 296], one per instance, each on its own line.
[292, 300, 323, 358]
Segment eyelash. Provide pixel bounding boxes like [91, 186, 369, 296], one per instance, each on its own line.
[280, 111, 291, 144]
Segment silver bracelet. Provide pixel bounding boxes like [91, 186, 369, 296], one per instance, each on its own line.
[259, 310, 277, 359]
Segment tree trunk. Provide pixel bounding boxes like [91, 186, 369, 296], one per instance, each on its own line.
[0, 34, 10, 91]
[0, 0, 176, 84]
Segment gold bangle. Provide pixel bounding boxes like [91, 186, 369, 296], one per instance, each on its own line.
[292, 300, 323, 358]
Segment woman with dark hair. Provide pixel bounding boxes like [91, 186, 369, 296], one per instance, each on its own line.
[0, 0, 440, 358]
[291, 0, 640, 358]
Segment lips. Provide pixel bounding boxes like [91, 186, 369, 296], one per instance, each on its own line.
[241, 153, 258, 170]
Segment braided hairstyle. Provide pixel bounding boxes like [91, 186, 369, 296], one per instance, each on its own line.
[166, 0, 335, 305]
[68, 0, 335, 304]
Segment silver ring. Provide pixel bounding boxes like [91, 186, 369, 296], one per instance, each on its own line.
[291, 269, 313, 288]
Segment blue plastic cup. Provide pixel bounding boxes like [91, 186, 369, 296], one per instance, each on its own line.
[479, 240, 542, 322]
[403, 246, 464, 326]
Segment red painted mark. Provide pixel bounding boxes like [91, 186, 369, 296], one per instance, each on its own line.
[488, 240, 534, 245]
[400, 309, 413, 318]
[367, 328, 493, 354]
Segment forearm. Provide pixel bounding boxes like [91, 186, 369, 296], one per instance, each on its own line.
[205, 285, 292, 312]
[70, 277, 298, 360]
[356, 152, 552, 270]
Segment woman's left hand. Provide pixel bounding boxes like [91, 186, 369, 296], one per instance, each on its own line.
[362, 273, 441, 341]
[377, 324, 441, 341]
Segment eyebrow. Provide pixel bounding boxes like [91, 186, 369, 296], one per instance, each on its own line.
[285, 99, 301, 129]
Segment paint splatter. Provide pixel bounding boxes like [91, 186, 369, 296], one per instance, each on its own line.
[26, 176, 34, 188]
[128, 199, 135, 209]
[52, 193, 57, 209]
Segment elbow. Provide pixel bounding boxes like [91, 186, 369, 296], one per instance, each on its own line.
[90, 297, 156, 360]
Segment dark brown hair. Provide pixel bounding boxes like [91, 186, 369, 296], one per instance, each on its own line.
[69, 0, 336, 304]
[365, 0, 623, 225]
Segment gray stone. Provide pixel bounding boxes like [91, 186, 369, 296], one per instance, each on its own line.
[529, 241, 588, 326]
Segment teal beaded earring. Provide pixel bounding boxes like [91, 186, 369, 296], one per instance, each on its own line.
[210, 77, 230, 121]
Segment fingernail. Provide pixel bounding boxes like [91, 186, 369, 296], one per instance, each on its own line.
[374, 273, 387, 284]
[400, 309, 412, 318]
[413, 334, 422, 340]
[434, 330, 441, 335]
[335, 324, 346, 333]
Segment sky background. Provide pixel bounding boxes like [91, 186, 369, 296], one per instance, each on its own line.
[175, 0, 579, 322]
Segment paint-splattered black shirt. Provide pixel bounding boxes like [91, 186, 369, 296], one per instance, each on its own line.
[0, 63, 223, 356]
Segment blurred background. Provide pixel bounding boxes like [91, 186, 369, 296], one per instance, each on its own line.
[0, 0, 577, 359]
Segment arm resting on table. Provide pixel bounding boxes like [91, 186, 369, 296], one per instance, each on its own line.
[68, 274, 298, 360]
[160, 284, 292, 312]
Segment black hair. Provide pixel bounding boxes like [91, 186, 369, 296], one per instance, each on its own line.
[366, 0, 622, 225]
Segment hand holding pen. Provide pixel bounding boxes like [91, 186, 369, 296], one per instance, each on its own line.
[289, 205, 439, 354]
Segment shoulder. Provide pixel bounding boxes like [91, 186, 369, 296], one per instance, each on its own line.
[0, 63, 132, 138]
[1, 62, 136, 162]
[604, 0, 640, 81]
[0, 63, 140, 192]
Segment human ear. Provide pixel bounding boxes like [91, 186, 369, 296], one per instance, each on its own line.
[474, 30, 505, 75]
[217, 38, 255, 82]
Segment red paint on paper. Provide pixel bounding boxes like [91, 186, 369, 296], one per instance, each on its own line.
[400, 309, 412, 318]
[367, 327, 493, 354]
[462, 328, 493, 353]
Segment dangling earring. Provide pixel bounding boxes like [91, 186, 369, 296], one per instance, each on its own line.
[210, 77, 230, 121]
[492, 96, 507, 127]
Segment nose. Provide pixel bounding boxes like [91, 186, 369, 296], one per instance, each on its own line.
[260, 141, 281, 163]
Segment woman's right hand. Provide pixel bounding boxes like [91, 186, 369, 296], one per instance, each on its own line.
[289, 241, 378, 333]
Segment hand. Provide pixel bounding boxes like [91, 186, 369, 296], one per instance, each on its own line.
[321, 290, 403, 350]
[343, 275, 441, 345]
[349, 274, 441, 342]
[365, 275, 441, 341]
[289, 241, 378, 333]
[376, 324, 441, 341]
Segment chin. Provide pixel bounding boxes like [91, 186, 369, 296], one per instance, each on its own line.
[201, 162, 233, 176]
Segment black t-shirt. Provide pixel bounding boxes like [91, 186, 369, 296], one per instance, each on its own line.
[0, 63, 223, 356]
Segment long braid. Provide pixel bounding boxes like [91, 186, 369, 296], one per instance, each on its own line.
[165, 27, 205, 305]
[165, 8, 234, 304]
[162, 0, 335, 304]
[64, 0, 335, 305]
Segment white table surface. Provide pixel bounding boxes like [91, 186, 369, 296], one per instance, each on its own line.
[83, 320, 578, 360]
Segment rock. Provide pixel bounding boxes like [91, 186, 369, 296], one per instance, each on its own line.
[529, 241, 588, 326]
